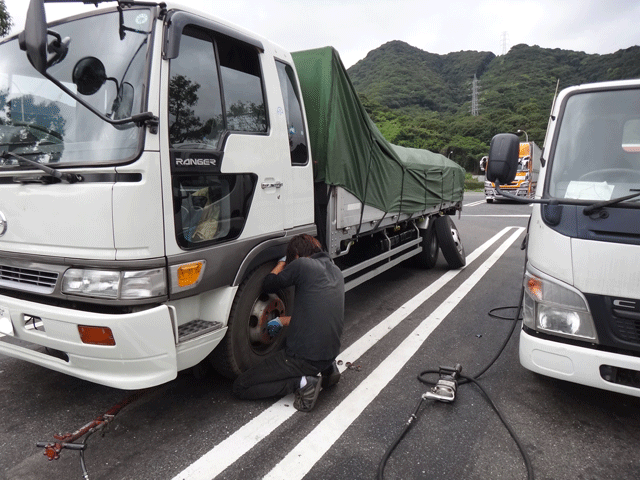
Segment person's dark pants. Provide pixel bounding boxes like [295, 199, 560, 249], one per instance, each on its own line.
[232, 350, 321, 400]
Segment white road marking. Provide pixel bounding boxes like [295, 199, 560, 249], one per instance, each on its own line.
[463, 214, 531, 218]
[463, 199, 486, 207]
[264, 227, 524, 480]
[172, 227, 523, 480]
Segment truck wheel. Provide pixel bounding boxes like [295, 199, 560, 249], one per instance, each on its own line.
[415, 221, 439, 269]
[486, 198, 493, 203]
[435, 215, 466, 269]
[210, 263, 293, 379]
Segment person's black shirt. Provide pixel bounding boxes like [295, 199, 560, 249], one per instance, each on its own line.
[263, 252, 344, 366]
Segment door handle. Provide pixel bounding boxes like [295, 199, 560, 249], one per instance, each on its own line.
[261, 181, 283, 189]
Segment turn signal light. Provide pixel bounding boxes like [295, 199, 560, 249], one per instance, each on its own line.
[526, 275, 543, 301]
[78, 325, 115, 346]
[177, 262, 203, 287]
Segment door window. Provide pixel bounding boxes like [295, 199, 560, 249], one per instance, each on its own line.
[276, 61, 308, 165]
[174, 174, 256, 248]
[168, 29, 224, 149]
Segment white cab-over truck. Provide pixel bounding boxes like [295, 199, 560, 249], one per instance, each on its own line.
[487, 79, 640, 397]
[0, 1, 465, 389]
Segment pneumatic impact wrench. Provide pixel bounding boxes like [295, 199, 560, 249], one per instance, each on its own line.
[423, 364, 462, 403]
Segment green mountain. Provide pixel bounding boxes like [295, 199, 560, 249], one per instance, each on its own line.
[346, 41, 640, 172]
[348, 40, 495, 113]
[348, 40, 494, 112]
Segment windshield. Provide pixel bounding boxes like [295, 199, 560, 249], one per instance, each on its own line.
[517, 156, 530, 172]
[548, 88, 640, 202]
[0, 8, 153, 166]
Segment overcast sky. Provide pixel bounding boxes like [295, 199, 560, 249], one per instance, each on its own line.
[4, 0, 640, 68]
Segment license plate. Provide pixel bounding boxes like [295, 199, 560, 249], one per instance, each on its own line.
[0, 305, 14, 336]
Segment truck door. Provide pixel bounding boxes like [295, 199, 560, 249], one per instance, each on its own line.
[166, 21, 284, 249]
[275, 60, 313, 230]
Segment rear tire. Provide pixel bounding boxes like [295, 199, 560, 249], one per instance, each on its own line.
[210, 263, 293, 379]
[435, 215, 466, 269]
[415, 220, 439, 269]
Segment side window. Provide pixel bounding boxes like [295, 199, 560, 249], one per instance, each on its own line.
[169, 27, 264, 249]
[276, 61, 309, 165]
[168, 29, 224, 149]
[174, 174, 257, 248]
[218, 37, 267, 133]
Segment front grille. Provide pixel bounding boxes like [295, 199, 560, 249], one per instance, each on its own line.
[614, 317, 640, 344]
[0, 265, 59, 292]
[586, 294, 640, 351]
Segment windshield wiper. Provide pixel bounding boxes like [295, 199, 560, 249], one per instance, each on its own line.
[0, 151, 83, 183]
[583, 189, 640, 215]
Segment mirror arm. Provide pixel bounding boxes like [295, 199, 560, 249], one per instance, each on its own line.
[494, 181, 555, 206]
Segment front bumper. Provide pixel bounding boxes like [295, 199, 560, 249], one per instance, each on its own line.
[519, 329, 640, 397]
[0, 294, 177, 389]
[485, 186, 529, 199]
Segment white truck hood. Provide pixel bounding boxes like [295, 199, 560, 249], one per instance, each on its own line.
[572, 238, 640, 299]
[0, 178, 116, 260]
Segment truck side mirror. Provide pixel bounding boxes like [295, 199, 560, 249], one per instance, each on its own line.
[72, 57, 108, 95]
[487, 133, 519, 184]
[18, 0, 48, 75]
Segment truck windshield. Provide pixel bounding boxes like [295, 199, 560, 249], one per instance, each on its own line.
[548, 88, 640, 203]
[0, 8, 153, 166]
[517, 156, 530, 172]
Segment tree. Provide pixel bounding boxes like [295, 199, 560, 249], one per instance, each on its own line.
[0, 0, 13, 38]
[168, 74, 203, 144]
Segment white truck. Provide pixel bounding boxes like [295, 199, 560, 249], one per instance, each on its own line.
[483, 141, 541, 202]
[0, 0, 465, 389]
[487, 79, 640, 397]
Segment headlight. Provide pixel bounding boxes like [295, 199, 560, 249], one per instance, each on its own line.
[523, 269, 597, 341]
[62, 268, 167, 299]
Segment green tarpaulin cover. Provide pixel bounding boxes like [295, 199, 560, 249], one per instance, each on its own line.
[291, 47, 464, 214]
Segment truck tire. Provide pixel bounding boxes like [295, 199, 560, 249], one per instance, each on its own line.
[415, 221, 439, 269]
[486, 198, 493, 203]
[435, 215, 466, 269]
[210, 263, 293, 379]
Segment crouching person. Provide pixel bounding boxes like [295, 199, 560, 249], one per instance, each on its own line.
[232, 234, 345, 412]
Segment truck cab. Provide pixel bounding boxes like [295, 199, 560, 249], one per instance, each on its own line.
[488, 80, 640, 397]
[0, 2, 315, 388]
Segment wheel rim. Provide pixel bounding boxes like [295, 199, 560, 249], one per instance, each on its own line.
[247, 293, 286, 352]
[450, 225, 463, 255]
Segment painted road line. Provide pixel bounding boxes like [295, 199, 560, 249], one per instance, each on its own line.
[333, 227, 522, 373]
[172, 227, 522, 480]
[263, 227, 525, 480]
[463, 214, 531, 217]
[463, 199, 486, 207]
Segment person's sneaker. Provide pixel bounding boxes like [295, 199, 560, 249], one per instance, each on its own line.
[321, 361, 341, 389]
[294, 376, 321, 412]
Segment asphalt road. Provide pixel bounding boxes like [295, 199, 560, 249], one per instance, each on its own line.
[1, 191, 639, 480]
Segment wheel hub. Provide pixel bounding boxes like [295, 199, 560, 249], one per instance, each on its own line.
[248, 294, 285, 345]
